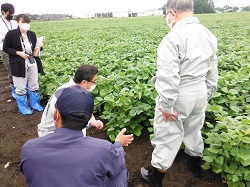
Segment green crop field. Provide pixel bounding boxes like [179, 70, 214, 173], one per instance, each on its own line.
[32, 12, 250, 186]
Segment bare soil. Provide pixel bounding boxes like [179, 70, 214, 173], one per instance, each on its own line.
[0, 63, 227, 187]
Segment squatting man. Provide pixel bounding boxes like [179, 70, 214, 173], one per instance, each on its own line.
[21, 85, 134, 187]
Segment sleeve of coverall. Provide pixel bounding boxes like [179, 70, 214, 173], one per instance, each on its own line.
[155, 39, 180, 114]
[37, 95, 57, 137]
[205, 54, 218, 100]
[105, 141, 126, 178]
[45, 95, 57, 131]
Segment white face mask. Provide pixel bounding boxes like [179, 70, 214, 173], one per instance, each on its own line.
[19, 23, 30, 32]
[165, 13, 175, 29]
[88, 84, 96, 92]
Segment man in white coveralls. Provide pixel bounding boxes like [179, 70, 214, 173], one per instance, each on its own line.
[140, 0, 218, 186]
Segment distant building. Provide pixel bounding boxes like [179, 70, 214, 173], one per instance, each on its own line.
[137, 12, 146, 17]
[73, 12, 96, 19]
[112, 12, 129, 18]
[73, 9, 163, 19]
[145, 9, 163, 16]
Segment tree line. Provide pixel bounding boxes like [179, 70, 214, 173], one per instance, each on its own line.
[162, 0, 250, 14]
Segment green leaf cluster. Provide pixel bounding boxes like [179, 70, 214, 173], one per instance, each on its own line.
[203, 116, 250, 186]
[200, 12, 250, 187]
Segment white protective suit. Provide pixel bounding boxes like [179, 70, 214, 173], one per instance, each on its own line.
[151, 17, 218, 171]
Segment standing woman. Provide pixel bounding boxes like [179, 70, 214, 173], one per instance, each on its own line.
[3, 14, 44, 115]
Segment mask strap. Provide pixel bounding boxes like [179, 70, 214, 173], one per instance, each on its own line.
[2, 18, 12, 30]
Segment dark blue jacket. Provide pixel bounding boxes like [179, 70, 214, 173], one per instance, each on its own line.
[20, 128, 128, 187]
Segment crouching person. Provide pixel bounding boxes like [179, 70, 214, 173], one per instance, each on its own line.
[20, 85, 134, 187]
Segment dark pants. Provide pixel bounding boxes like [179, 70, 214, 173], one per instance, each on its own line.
[1, 50, 13, 84]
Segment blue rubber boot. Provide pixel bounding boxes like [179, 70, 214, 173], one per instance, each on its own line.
[28, 90, 44, 111]
[10, 84, 17, 99]
[15, 95, 33, 115]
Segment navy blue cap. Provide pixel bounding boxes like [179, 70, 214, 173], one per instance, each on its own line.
[55, 85, 94, 122]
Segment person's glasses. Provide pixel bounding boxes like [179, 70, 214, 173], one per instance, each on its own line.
[89, 80, 97, 84]
[163, 10, 176, 18]
[163, 11, 170, 18]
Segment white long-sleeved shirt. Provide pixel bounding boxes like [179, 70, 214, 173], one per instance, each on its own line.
[155, 17, 218, 114]
[37, 78, 76, 136]
[0, 17, 18, 50]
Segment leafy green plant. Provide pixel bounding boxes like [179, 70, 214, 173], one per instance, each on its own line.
[202, 116, 250, 187]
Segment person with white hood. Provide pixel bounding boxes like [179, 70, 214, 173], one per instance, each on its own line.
[140, 0, 218, 186]
[3, 14, 44, 115]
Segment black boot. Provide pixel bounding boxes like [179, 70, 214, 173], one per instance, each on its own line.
[188, 156, 202, 177]
[140, 167, 165, 187]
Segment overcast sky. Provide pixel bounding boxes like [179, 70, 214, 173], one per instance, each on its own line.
[0, 0, 249, 14]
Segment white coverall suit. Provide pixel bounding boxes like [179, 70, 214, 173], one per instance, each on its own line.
[151, 17, 218, 171]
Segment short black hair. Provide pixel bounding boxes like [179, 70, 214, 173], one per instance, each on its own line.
[58, 109, 90, 130]
[1, 3, 15, 14]
[16, 14, 30, 23]
[73, 64, 98, 83]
